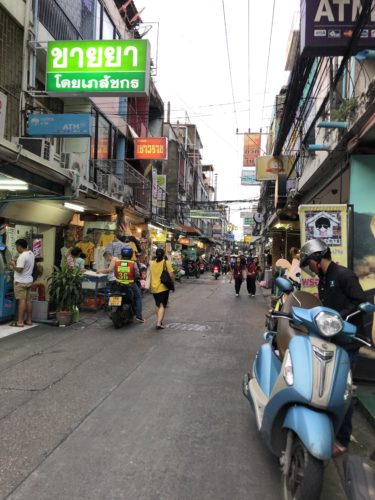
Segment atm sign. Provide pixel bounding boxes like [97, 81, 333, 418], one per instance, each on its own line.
[134, 137, 168, 160]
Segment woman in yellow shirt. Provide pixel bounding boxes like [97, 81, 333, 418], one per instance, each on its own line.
[146, 248, 175, 329]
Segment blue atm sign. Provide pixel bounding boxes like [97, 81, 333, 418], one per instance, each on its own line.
[27, 114, 92, 137]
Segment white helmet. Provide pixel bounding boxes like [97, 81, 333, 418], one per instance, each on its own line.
[300, 239, 330, 267]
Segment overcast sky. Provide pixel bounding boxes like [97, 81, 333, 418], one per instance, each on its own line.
[137, 0, 300, 229]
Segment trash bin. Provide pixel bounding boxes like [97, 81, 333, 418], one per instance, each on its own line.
[32, 300, 49, 321]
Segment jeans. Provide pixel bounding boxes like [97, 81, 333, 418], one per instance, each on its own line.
[336, 349, 359, 447]
[129, 283, 142, 319]
[234, 278, 243, 294]
[246, 276, 256, 295]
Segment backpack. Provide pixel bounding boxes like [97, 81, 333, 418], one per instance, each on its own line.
[31, 259, 39, 282]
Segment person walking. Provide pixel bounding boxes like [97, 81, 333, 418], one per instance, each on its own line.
[232, 256, 245, 296]
[146, 248, 175, 329]
[246, 259, 257, 296]
[10, 238, 35, 327]
[300, 238, 367, 457]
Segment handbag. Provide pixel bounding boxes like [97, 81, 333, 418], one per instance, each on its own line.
[160, 261, 174, 291]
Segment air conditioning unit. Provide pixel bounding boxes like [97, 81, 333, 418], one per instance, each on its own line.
[13, 137, 54, 161]
[60, 153, 89, 187]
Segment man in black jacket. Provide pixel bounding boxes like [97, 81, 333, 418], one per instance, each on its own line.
[300, 239, 367, 456]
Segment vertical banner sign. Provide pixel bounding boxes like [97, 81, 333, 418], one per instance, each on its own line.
[299, 204, 348, 295]
[152, 167, 158, 215]
[243, 133, 261, 167]
[0, 92, 7, 138]
[156, 174, 166, 208]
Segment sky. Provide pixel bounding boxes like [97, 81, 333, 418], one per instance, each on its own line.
[136, 0, 300, 230]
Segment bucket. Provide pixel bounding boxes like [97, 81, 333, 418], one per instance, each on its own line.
[32, 300, 49, 321]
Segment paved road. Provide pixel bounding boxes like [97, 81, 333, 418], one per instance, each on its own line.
[0, 274, 363, 499]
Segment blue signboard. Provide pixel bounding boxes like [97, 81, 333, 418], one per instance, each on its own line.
[27, 114, 92, 137]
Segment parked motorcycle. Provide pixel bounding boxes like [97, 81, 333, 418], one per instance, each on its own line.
[107, 283, 135, 329]
[243, 277, 375, 500]
[213, 265, 220, 280]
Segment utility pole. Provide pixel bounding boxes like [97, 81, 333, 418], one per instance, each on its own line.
[214, 174, 218, 202]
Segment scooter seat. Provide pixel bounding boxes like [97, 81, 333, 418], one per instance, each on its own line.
[276, 291, 322, 360]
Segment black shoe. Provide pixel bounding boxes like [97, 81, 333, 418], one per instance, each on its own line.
[135, 317, 145, 323]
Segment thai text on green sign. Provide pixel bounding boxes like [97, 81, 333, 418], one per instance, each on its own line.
[244, 217, 255, 226]
[46, 40, 150, 96]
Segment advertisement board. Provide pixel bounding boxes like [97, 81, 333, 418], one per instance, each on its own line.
[299, 204, 348, 295]
[256, 155, 295, 181]
[134, 137, 168, 160]
[241, 169, 261, 186]
[243, 133, 261, 167]
[46, 40, 150, 96]
[190, 210, 222, 219]
[300, 0, 375, 57]
[27, 114, 92, 137]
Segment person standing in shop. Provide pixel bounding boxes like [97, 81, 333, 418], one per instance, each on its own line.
[9, 239, 35, 327]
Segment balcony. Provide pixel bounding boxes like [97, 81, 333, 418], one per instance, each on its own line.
[89, 159, 151, 215]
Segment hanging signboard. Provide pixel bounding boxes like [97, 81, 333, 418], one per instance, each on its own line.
[240, 211, 254, 218]
[157, 174, 166, 208]
[300, 0, 375, 57]
[243, 133, 261, 167]
[27, 113, 92, 137]
[151, 167, 158, 215]
[241, 169, 262, 185]
[134, 137, 168, 160]
[299, 204, 348, 295]
[46, 40, 150, 96]
[256, 155, 295, 180]
[244, 217, 256, 226]
[190, 210, 222, 219]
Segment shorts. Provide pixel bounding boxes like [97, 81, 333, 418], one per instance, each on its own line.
[152, 290, 169, 308]
[14, 282, 32, 300]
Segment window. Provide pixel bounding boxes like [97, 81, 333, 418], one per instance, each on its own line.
[95, 1, 116, 40]
[90, 109, 117, 160]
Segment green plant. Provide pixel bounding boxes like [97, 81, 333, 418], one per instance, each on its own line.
[331, 97, 358, 121]
[48, 265, 82, 312]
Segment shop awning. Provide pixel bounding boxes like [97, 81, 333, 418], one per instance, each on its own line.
[174, 224, 202, 236]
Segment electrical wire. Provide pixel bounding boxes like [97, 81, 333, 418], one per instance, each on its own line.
[261, 0, 276, 127]
[247, 0, 251, 128]
[221, 0, 238, 129]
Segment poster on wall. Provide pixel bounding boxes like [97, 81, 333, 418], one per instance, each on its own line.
[299, 204, 348, 295]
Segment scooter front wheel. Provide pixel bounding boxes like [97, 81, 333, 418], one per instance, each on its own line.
[282, 437, 324, 500]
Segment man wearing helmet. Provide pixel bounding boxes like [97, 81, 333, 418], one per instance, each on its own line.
[300, 238, 367, 456]
[114, 246, 144, 323]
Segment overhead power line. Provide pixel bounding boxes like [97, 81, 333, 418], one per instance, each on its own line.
[222, 0, 238, 129]
[261, 0, 276, 126]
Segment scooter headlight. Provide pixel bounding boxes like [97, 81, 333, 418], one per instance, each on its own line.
[315, 311, 343, 337]
[283, 351, 294, 386]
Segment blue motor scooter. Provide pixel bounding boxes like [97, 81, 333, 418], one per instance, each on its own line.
[243, 277, 375, 500]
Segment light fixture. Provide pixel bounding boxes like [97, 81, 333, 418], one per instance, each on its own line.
[64, 202, 85, 212]
[0, 185, 29, 191]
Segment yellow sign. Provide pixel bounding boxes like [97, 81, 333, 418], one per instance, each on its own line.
[256, 155, 295, 181]
[299, 204, 348, 295]
[244, 236, 252, 243]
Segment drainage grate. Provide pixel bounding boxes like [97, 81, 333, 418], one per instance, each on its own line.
[165, 323, 211, 332]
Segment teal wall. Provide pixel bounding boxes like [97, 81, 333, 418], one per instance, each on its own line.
[350, 155, 375, 213]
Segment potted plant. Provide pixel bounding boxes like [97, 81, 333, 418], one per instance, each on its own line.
[48, 265, 82, 326]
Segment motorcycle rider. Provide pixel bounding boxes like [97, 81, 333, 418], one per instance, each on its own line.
[211, 254, 222, 275]
[299, 238, 367, 456]
[114, 246, 145, 323]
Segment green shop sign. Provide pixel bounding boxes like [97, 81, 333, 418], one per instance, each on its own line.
[190, 210, 222, 220]
[46, 40, 150, 96]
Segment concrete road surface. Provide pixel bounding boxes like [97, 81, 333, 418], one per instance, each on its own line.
[0, 274, 367, 499]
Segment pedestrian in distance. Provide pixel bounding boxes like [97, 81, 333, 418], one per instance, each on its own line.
[146, 248, 175, 329]
[232, 256, 245, 296]
[300, 238, 368, 457]
[9, 238, 35, 327]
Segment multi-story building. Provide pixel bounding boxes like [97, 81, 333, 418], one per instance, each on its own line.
[257, 3, 375, 296]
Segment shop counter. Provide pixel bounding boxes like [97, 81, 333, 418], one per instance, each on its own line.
[81, 271, 108, 310]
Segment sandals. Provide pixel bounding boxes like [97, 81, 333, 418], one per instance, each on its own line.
[156, 324, 165, 330]
[10, 322, 24, 327]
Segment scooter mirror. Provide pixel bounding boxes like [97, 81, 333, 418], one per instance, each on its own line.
[359, 302, 375, 314]
[275, 277, 293, 293]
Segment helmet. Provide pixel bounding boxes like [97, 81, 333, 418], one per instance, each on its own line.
[121, 246, 134, 260]
[300, 239, 330, 267]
